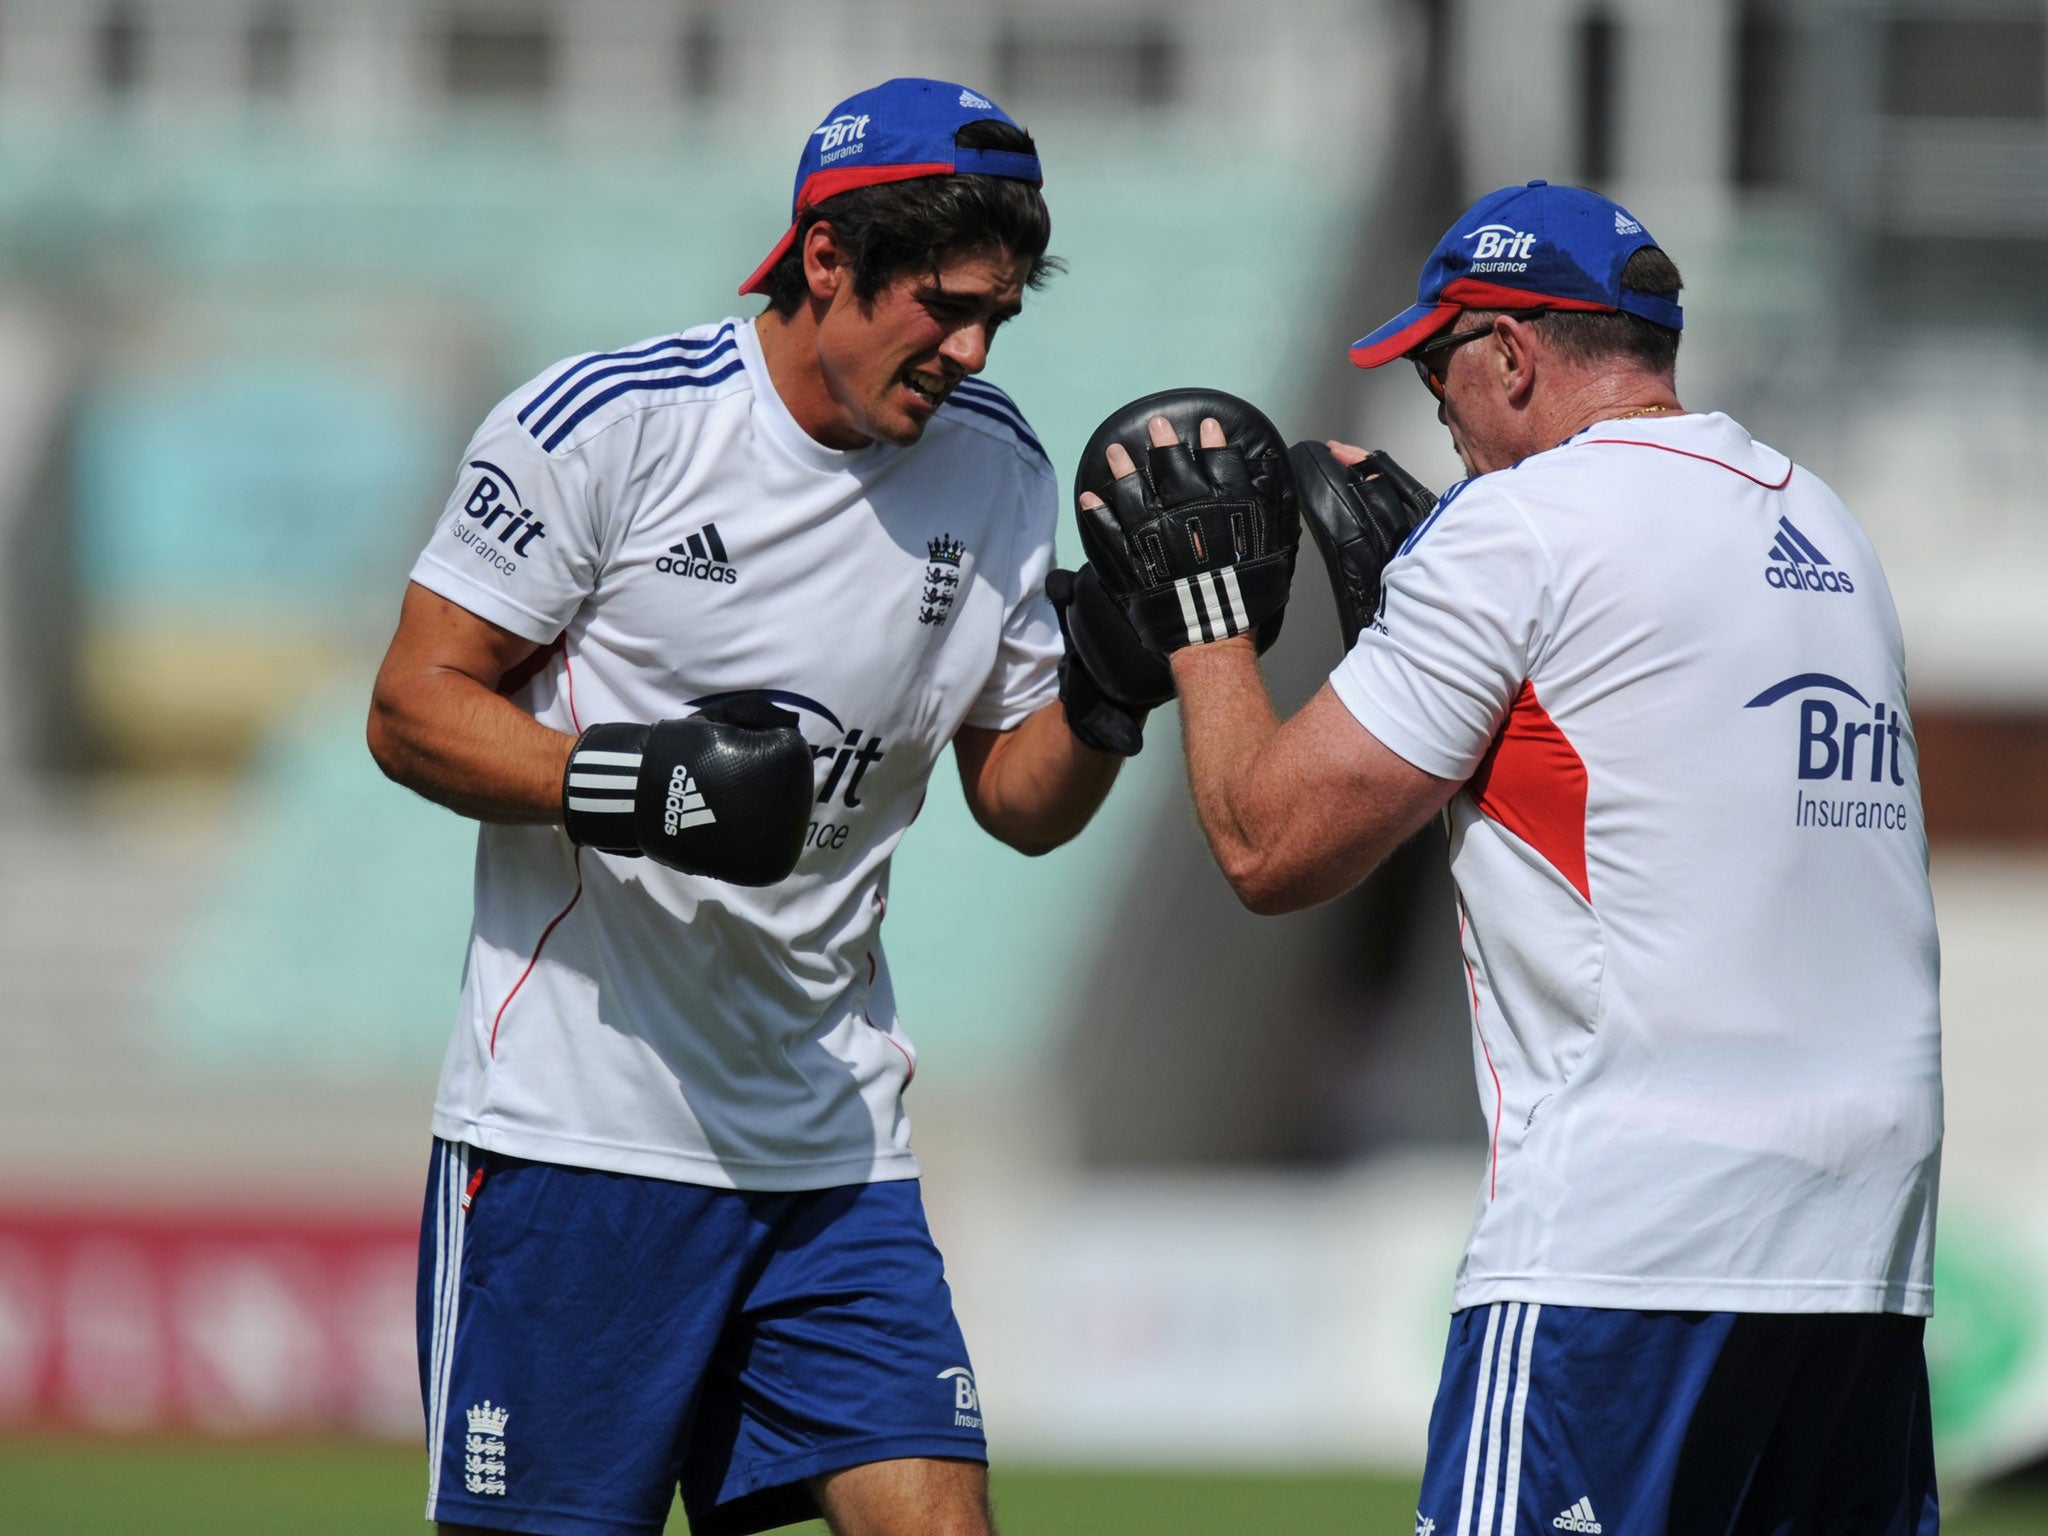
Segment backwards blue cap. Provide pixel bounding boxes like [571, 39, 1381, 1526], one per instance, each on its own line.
[1349, 180, 1681, 368]
[740, 78, 1042, 296]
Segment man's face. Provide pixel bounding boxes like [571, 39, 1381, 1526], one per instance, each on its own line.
[1417, 311, 1521, 478]
[812, 246, 1030, 449]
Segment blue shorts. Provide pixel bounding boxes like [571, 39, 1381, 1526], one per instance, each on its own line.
[416, 1140, 987, 1536]
[1416, 1303, 1938, 1536]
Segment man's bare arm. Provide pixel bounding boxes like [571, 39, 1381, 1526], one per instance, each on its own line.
[367, 582, 575, 823]
[952, 699, 1122, 857]
[1169, 637, 1457, 914]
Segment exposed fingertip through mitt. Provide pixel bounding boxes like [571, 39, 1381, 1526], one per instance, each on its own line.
[1074, 388, 1300, 654]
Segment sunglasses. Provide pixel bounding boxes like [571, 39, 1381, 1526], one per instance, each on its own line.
[1409, 310, 1549, 398]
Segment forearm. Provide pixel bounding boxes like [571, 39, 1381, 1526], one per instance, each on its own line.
[368, 666, 573, 824]
[1171, 641, 1459, 913]
[1167, 638, 1285, 895]
[958, 701, 1122, 855]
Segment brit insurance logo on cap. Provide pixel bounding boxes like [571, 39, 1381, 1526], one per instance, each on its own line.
[1463, 203, 1644, 270]
[739, 77, 1043, 296]
[1347, 179, 1681, 368]
[812, 111, 870, 166]
[1464, 224, 1538, 272]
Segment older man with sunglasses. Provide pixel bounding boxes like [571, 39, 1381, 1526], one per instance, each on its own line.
[1108, 180, 1943, 1534]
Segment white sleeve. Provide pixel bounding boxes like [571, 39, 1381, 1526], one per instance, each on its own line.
[407, 388, 603, 643]
[1326, 479, 1554, 780]
[964, 454, 1062, 731]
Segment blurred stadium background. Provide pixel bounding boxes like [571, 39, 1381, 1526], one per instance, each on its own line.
[2, 0, 2047, 1530]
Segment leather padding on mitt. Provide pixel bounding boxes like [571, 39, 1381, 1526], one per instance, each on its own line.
[1073, 388, 1300, 654]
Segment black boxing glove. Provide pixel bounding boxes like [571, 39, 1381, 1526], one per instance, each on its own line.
[1047, 564, 1174, 757]
[1288, 442, 1439, 650]
[563, 692, 813, 885]
[1074, 388, 1300, 655]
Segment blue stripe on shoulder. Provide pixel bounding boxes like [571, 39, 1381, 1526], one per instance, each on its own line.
[538, 356, 746, 452]
[953, 377, 1021, 411]
[527, 333, 736, 441]
[1397, 476, 1471, 557]
[951, 379, 1034, 434]
[944, 384, 1048, 464]
[519, 324, 736, 429]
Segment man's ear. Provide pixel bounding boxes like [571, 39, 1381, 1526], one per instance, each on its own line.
[801, 221, 848, 304]
[1495, 315, 1539, 404]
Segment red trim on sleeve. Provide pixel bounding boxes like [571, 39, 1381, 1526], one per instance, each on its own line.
[1467, 681, 1591, 902]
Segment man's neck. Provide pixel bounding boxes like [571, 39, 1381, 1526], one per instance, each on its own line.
[1539, 367, 1684, 451]
[753, 304, 869, 449]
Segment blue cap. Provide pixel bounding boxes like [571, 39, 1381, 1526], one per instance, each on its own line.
[1348, 180, 1682, 367]
[740, 78, 1042, 296]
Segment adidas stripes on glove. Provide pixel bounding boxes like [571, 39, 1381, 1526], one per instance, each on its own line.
[562, 692, 814, 886]
[1074, 388, 1301, 655]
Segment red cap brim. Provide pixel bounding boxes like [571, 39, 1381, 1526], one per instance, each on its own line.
[739, 224, 798, 297]
[1348, 280, 1619, 368]
[738, 160, 958, 297]
[1348, 302, 1460, 369]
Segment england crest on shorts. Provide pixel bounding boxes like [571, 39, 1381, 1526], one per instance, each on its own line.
[464, 1401, 509, 1496]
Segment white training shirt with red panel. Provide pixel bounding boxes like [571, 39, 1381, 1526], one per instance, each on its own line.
[1331, 410, 1941, 1315]
[406, 316, 1060, 1191]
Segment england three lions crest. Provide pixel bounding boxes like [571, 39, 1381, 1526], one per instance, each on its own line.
[463, 1400, 509, 1496]
[920, 534, 965, 626]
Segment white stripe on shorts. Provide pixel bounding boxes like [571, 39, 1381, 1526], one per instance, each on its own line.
[424, 1142, 470, 1518]
[1475, 1303, 1520, 1536]
[1499, 1304, 1540, 1536]
[1456, 1303, 1504, 1536]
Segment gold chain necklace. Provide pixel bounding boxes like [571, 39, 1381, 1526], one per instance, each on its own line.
[1611, 404, 1679, 422]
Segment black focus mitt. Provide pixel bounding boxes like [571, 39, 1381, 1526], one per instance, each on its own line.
[1047, 564, 1173, 757]
[1075, 389, 1299, 654]
[1287, 442, 1438, 650]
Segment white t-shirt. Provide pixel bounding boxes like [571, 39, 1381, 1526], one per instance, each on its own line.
[407, 316, 1061, 1190]
[1331, 412, 1941, 1315]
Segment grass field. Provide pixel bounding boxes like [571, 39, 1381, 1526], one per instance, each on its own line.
[1, 1442, 2045, 1535]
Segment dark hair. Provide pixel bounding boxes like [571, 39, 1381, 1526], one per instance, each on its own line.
[762, 119, 1061, 316]
[1530, 246, 1684, 373]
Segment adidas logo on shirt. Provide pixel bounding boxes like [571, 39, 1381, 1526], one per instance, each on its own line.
[1552, 1497, 1602, 1533]
[662, 765, 715, 836]
[1764, 516, 1853, 593]
[656, 524, 738, 584]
